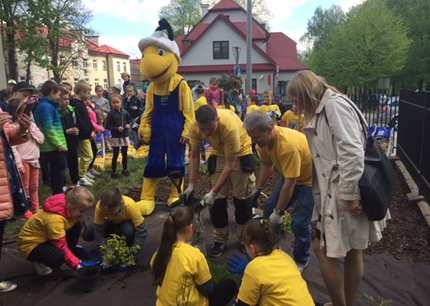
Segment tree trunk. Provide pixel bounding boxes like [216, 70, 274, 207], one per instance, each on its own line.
[26, 58, 32, 83]
[5, 20, 18, 80]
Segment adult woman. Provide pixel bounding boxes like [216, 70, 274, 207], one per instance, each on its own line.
[0, 110, 31, 292]
[286, 71, 388, 306]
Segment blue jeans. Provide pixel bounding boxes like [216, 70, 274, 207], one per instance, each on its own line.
[264, 176, 314, 265]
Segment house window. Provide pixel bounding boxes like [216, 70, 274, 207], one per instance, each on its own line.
[213, 41, 229, 59]
[93, 60, 97, 70]
[83, 60, 88, 68]
[116, 61, 120, 72]
[94, 78, 99, 87]
[104, 79, 108, 89]
[102, 60, 107, 71]
[252, 78, 257, 91]
[123, 62, 127, 72]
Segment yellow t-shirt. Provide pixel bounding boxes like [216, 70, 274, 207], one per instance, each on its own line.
[94, 196, 144, 228]
[18, 211, 76, 257]
[258, 126, 312, 187]
[281, 110, 304, 131]
[260, 104, 281, 119]
[247, 104, 260, 114]
[238, 249, 315, 306]
[152, 242, 212, 306]
[194, 96, 207, 111]
[190, 109, 252, 157]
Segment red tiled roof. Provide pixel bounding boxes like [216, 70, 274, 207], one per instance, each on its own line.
[233, 21, 267, 40]
[210, 0, 242, 11]
[179, 63, 274, 74]
[97, 45, 128, 57]
[267, 32, 307, 71]
[185, 23, 210, 41]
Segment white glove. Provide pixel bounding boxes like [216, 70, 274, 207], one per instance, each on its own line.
[201, 190, 216, 207]
[269, 210, 283, 225]
[183, 184, 194, 201]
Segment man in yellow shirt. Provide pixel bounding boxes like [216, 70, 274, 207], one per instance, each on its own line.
[281, 103, 304, 131]
[184, 105, 255, 257]
[244, 111, 314, 271]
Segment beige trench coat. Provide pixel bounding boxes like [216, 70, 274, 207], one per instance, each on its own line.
[304, 89, 388, 258]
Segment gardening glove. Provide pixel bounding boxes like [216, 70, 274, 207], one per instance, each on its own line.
[201, 190, 216, 208]
[182, 184, 194, 202]
[269, 210, 283, 225]
[79, 260, 100, 268]
[227, 253, 251, 276]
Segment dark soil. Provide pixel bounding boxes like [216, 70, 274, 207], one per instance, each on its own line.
[366, 167, 430, 263]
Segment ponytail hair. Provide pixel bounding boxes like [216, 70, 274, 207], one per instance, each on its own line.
[152, 206, 194, 286]
[242, 219, 278, 256]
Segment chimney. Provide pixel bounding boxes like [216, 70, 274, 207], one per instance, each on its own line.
[87, 35, 99, 46]
[201, 3, 209, 15]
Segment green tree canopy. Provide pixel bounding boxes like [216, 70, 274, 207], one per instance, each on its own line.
[309, 0, 411, 89]
[159, 0, 203, 36]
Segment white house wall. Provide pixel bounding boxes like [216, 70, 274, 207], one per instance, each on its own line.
[182, 20, 268, 66]
[277, 71, 296, 82]
[203, 11, 247, 23]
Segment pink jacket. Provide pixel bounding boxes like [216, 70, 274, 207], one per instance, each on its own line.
[43, 193, 81, 269]
[13, 121, 44, 168]
[0, 120, 28, 220]
[87, 105, 104, 133]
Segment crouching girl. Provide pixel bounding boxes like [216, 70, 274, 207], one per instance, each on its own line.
[151, 206, 237, 306]
[236, 219, 315, 306]
[18, 187, 94, 275]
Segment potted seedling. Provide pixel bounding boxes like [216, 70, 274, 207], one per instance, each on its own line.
[100, 234, 141, 271]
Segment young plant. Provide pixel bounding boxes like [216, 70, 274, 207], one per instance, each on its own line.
[280, 212, 293, 234]
[100, 234, 141, 267]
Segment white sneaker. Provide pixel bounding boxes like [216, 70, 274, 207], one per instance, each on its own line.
[86, 172, 96, 180]
[84, 174, 95, 183]
[90, 168, 101, 176]
[0, 281, 17, 292]
[79, 177, 94, 186]
[34, 263, 53, 276]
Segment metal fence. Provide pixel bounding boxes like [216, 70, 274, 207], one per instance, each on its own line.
[397, 90, 430, 190]
[347, 88, 399, 128]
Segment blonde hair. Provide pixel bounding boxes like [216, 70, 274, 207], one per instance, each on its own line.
[66, 186, 95, 210]
[286, 70, 340, 121]
[74, 80, 91, 95]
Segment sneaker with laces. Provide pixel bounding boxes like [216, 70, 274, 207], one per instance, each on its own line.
[89, 168, 101, 176]
[34, 263, 53, 276]
[122, 169, 130, 176]
[86, 172, 96, 180]
[84, 175, 95, 183]
[0, 281, 17, 293]
[207, 242, 226, 258]
[79, 177, 93, 186]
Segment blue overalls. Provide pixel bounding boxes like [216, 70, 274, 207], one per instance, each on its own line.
[143, 81, 185, 178]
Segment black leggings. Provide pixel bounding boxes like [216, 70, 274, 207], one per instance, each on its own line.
[88, 139, 98, 170]
[27, 223, 82, 268]
[112, 146, 128, 173]
[208, 278, 237, 306]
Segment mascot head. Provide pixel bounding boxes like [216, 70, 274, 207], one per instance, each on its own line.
[138, 19, 180, 84]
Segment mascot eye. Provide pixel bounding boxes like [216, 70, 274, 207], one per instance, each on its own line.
[158, 48, 165, 56]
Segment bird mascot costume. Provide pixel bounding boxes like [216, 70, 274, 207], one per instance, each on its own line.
[136, 19, 194, 215]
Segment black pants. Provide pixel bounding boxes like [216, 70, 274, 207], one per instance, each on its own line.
[40, 151, 67, 194]
[88, 139, 98, 170]
[209, 198, 253, 228]
[0, 221, 5, 264]
[27, 222, 82, 268]
[112, 146, 128, 173]
[66, 144, 79, 184]
[39, 153, 50, 184]
[208, 278, 237, 306]
[104, 221, 135, 246]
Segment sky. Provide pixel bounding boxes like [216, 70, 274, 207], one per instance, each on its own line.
[82, 0, 365, 59]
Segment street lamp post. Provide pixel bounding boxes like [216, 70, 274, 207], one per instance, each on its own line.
[233, 46, 241, 76]
[246, 0, 253, 95]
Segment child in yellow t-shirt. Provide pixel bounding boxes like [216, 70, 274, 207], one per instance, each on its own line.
[246, 95, 260, 115]
[93, 188, 147, 249]
[281, 103, 304, 131]
[260, 90, 281, 120]
[235, 219, 315, 306]
[193, 85, 207, 112]
[151, 207, 237, 306]
[18, 187, 95, 275]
